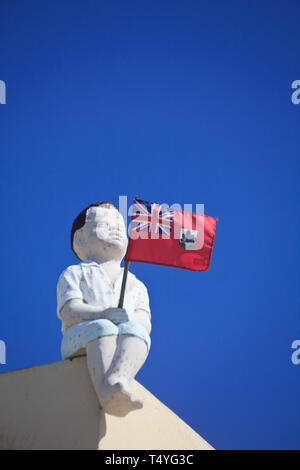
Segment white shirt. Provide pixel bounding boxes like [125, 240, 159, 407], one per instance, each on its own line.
[57, 261, 151, 332]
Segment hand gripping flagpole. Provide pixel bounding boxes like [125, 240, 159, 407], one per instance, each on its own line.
[118, 196, 138, 309]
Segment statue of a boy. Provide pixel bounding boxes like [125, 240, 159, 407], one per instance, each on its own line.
[56, 202, 152, 417]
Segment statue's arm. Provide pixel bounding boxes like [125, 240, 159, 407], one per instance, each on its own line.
[60, 299, 128, 329]
[57, 266, 128, 329]
[130, 280, 152, 334]
[130, 308, 152, 334]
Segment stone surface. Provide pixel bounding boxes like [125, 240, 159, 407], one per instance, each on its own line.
[0, 357, 213, 450]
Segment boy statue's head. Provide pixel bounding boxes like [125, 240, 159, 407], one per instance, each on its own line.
[71, 201, 128, 262]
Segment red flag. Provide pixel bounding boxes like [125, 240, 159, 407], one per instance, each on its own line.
[126, 198, 217, 272]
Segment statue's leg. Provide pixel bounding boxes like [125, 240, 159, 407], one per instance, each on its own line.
[85, 319, 119, 410]
[97, 321, 151, 416]
[86, 335, 147, 416]
[86, 335, 117, 407]
[106, 334, 148, 388]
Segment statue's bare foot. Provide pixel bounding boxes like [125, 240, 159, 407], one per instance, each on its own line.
[99, 380, 143, 417]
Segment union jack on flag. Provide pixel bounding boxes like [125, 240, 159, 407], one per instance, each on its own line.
[130, 198, 174, 236]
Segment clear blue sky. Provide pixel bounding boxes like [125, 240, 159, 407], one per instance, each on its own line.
[0, 0, 299, 450]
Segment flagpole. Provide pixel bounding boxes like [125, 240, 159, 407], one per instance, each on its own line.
[118, 196, 138, 309]
[118, 260, 130, 308]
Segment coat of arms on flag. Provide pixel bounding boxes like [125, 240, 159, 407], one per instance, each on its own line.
[179, 228, 198, 250]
